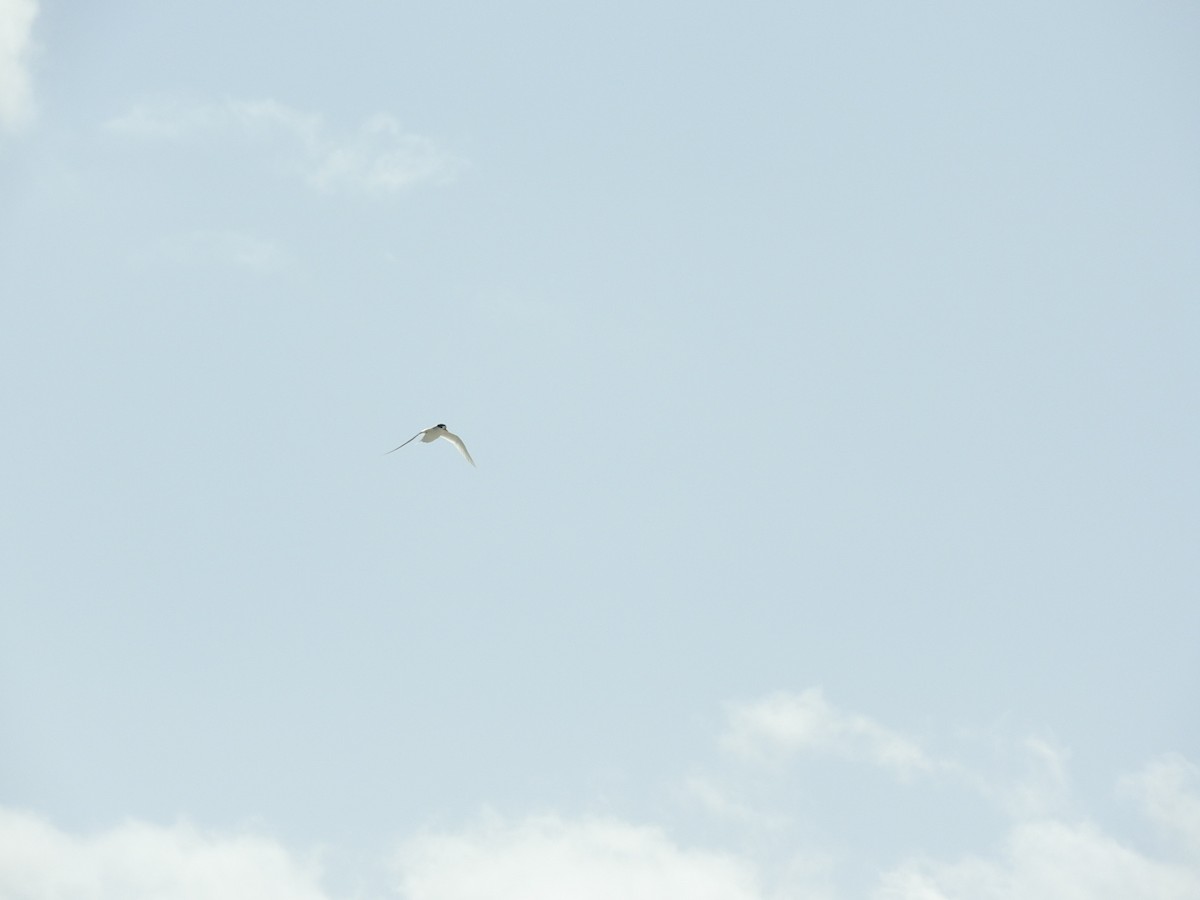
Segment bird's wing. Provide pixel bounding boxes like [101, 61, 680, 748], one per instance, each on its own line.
[385, 430, 426, 454]
[440, 431, 475, 466]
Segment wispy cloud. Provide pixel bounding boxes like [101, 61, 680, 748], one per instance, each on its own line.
[978, 735, 1072, 820]
[715, 689, 1079, 824]
[147, 229, 295, 274]
[0, 0, 37, 131]
[679, 773, 793, 831]
[304, 113, 453, 193]
[720, 688, 936, 779]
[104, 98, 461, 195]
[104, 98, 319, 143]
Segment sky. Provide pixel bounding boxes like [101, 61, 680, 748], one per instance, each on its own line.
[1, 1, 1199, 897]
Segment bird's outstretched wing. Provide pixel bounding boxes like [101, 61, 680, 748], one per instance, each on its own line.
[385, 430, 426, 454]
[440, 431, 475, 466]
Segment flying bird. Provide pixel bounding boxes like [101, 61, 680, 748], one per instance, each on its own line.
[386, 424, 475, 466]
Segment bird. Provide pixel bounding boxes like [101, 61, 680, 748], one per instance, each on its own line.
[386, 424, 475, 466]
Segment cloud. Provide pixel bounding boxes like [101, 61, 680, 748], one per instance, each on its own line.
[4, 793, 1197, 900]
[945, 734, 1073, 821]
[0, 0, 37, 131]
[716, 691, 1077, 823]
[104, 98, 460, 195]
[392, 812, 763, 900]
[0, 809, 765, 900]
[3, 695, 1196, 900]
[304, 113, 453, 193]
[0, 808, 330, 900]
[720, 688, 935, 779]
[1119, 753, 1200, 860]
[701, 690, 1200, 898]
[147, 229, 294, 274]
[679, 772, 793, 831]
[1002, 737, 1070, 817]
[105, 98, 320, 144]
[874, 819, 1200, 900]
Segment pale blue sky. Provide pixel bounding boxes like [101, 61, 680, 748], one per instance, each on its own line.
[2, 2, 1199, 898]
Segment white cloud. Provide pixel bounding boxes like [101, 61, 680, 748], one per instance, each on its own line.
[104, 98, 460, 195]
[1120, 754, 1200, 859]
[874, 819, 1200, 900]
[4, 794, 1197, 900]
[679, 772, 792, 831]
[392, 812, 763, 900]
[0, 808, 330, 900]
[304, 113, 453, 193]
[3, 696, 1197, 900]
[104, 98, 320, 145]
[947, 735, 1073, 821]
[148, 229, 294, 274]
[711, 690, 1200, 899]
[721, 688, 935, 779]
[716, 691, 1077, 823]
[0, 0, 37, 130]
[1003, 737, 1070, 817]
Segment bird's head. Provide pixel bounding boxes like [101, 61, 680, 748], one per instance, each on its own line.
[435, 423, 447, 429]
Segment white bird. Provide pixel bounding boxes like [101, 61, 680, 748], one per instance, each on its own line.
[386, 424, 475, 466]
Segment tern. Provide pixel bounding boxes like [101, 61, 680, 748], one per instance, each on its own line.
[386, 424, 475, 466]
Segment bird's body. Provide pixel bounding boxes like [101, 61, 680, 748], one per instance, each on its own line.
[387, 424, 475, 466]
